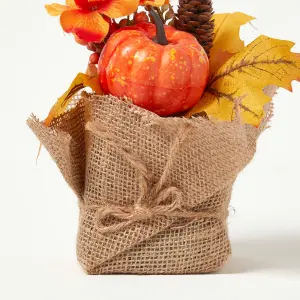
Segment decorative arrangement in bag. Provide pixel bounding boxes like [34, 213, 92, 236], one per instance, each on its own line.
[28, 0, 300, 274]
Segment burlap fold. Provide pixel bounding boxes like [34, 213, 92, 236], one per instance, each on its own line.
[27, 94, 266, 274]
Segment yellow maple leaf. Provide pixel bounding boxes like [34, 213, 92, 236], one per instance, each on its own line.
[36, 70, 102, 161]
[186, 35, 300, 126]
[44, 71, 102, 127]
[210, 12, 255, 74]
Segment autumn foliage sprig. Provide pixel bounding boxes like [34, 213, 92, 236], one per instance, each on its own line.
[44, 2, 300, 128]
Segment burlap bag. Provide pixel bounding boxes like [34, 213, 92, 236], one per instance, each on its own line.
[27, 90, 274, 274]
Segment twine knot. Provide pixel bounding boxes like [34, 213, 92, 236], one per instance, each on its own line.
[132, 205, 154, 220]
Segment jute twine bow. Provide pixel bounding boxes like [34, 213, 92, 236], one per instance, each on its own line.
[81, 120, 226, 234]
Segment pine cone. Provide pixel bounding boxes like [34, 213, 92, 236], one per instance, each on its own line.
[175, 0, 215, 56]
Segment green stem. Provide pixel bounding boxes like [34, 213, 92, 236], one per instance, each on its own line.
[149, 7, 168, 46]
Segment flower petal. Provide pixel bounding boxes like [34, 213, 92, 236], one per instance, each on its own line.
[99, 0, 139, 18]
[74, 34, 88, 45]
[60, 10, 109, 42]
[72, 0, 139, 18]
[45, 3, 70, 16]
[66, 0, 77, 6]
[74, 0, 106, 9]
[139, 0, 165, 6]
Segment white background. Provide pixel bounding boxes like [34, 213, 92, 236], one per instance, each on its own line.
[1, 0, 300, 299]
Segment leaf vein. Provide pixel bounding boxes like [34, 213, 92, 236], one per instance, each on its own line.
[207, 87, 259, 118]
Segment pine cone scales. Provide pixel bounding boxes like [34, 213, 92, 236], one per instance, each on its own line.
[175, 0, 215, 56]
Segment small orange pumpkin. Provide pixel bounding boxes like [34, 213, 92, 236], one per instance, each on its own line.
[98, 10, 209, 116]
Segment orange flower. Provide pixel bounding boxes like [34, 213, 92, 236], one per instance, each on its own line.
[139, 0, 165, 5]
[45, 0, 139, 42]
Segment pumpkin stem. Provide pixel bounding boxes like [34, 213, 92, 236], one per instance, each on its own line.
[150, 7, 168, 46]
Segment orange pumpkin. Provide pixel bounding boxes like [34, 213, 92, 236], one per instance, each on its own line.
[98, 12, 209, 116]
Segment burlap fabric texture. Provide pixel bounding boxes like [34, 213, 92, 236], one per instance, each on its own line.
[27, 92, 273, 275]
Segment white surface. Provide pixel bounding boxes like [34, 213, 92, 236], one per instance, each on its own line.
[1, 0, 300, 299]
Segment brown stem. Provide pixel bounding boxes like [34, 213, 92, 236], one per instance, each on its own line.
[154, 7, 165, 24]
[127, 14, 131, 25]
[149, 7, 168, 46]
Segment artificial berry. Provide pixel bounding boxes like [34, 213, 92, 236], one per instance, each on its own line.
[134, 12, 149, 24]
[119, 19, 129, 28]
[87, 42, 97, 52]
[89, 52, 100, 64]
[93, 42, 105, 54]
